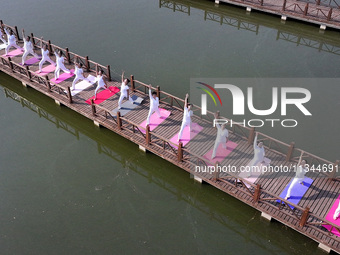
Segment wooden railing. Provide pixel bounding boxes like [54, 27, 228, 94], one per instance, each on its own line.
[1, 21, 340, 249]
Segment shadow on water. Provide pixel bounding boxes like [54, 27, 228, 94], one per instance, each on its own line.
[0, 73, 330, 255]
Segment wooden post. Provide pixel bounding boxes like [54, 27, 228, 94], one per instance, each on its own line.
[30, 33, 35, 46]
[253, 184, 261, 203]
[130, 75, 135, 92]
[178, 142, 183, 162]
[45, 76, 51, 92]
[67, 87, 73, 104]
[248, 127, 255, 145]
[85, 56, 90, 72]
[282, 0, 286, 11]
[260, 0, 263, 6]
[106, 65, 111, 81]
[25, 65, 31, 81]
[117, 111, 122, 130]
[299, 207, 309, 227]
[146, 125, 151, 146]
[212, 161, 220, 180]
[156, 86, 160, 100]
[91, 99, 96, 116]
[304, 3, 308, 16]
[8, 57, 14, 72]
[14, 26, 20, 40]
[0, 20, 3, 27]
[327, 8, 333, 21]
[65, 47, 71, 64]
[48, 40, 52, 55]
[316, 0, 320, 5]
[286, 142, 295, 162]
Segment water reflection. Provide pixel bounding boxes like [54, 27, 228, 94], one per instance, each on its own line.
[160, 0, 340, 55]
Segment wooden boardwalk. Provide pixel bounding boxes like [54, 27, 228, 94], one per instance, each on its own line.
[0, 22, 340, 253]
[210, 0, 340, 30]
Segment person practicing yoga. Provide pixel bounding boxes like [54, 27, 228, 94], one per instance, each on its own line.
[146, 84, 161, 126]
[118, 71, 133, 110]
[94, 67, 108, 100]
[285, 151, 308, 200]
[245, 132, 265, 177]
[21, 29, 40, 65]
[3, 25, 22, 55]
[177, 93, 193, 143]
[333, 200, 340, 220]
[71, 57, 89, 90]
[38, 37, 55, 73]
[54, 49, 71, 80]
[212, 112, 229, 159]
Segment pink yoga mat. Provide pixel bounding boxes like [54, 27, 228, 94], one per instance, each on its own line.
[2, 49, 23, 57]
[238, 158, 271, 188]
[50, 69, 75, 84]
[323, 195, 340, 237]
[85, 86, 120, 105]
[170, 123, 203, 148]
[139, 108, 171, 134]
[35, 64, 56, 76]
[23, 57, 40, 65]
[203, 141, 238, 165]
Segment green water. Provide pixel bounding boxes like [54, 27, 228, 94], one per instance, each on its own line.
[0, 0, 339, 254]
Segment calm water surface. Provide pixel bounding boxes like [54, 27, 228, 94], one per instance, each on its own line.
[0, 0, 339, 254]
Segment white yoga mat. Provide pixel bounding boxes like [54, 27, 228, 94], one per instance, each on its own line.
[68, 75, 96, 96]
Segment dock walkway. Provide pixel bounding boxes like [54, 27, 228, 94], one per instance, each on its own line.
[0, 22, 339, 253]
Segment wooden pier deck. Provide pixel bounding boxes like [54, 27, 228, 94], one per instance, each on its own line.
[209, 0, 340, 30]
[0, 22, 340, 253]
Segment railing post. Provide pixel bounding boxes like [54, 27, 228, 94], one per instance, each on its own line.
[253, 184, 261, 203]
[65, 47, 71, 64]
[286, 142, 295, 162]
[299, 207, 309, 227]
[327, 8, 333, 21]
[212, 161, 220, 180]
[106, 65, 111, 81]
[117, 111, 122, 130]
[146, 125, 151, 146]
[67, 87, 73, 104]
[8, 57, 14, 72]
[130, 75, 135, 92]
[178, 142, 183, 162]
[282, 0, 286, 11]
[156, 85, 160, 100]
[48, 40, 52, 55]
[14, 26, 20, 40]
[260, 0, 263, 6]
[316, 0, 320, 5]
[85, 56, 90, 72]
[25, 65, 31, 81]
[248, 127, 255, 145]
[304, 3, 309, 16]
[91, 99, 96, 116]
[45, 76, 51, 92]
[30, 33, 35, 46]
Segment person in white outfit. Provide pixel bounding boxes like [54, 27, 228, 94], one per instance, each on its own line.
[212, 112, 229, 159]
[94, 69, 108, 100]
[38, 37, 55, 73]
[177, 93, 193, 143]
[71, 59, 89, 90]
[146, 84, 161, 125]
[3, 25, 22, 55]
[118, 71, 133, 109]
[246, 132, 265, 177]
[21, 29, 40, 65]
[285, 152, 308, 200]
[54, 50, 70, 80]
[0, 27, 6, 45]
[333, 200, 340, 220]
